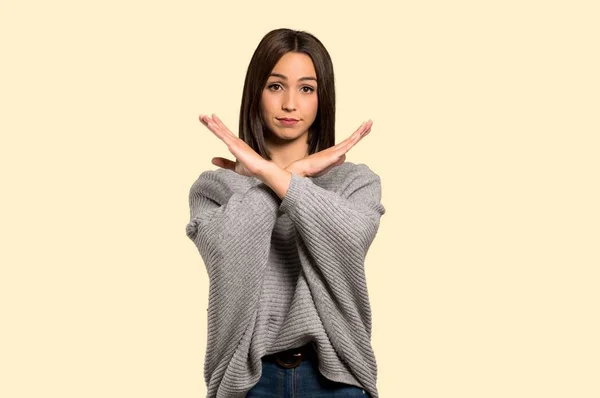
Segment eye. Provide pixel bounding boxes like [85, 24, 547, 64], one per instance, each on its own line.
[267, 83, 282, 91]
[301, 86, 315, 93]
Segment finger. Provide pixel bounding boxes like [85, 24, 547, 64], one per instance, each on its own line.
[328, 124, 364, 152]
[336, 123, 372, 154]
[337, 123, 369, 151]
[211, 157, 236, 170]
[199, 113, 214, 125]
[204, 114, 231, 137]
[211, 114, 237, 138]
[336, 120, 370, 148]
[209, 115, 238, 145]
[199, 114, 208, 126]
[352, 121, 368, 139]
[351, 120, 373, 141]
[362, 120, 373, 136]
[356, 120, 372, 138]
[361, 121, 373, 137]
[201, 114, 234, 144]
[200, 114, 216, 132]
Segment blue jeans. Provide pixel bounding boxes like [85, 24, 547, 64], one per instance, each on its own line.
[245, 346, 370, 397]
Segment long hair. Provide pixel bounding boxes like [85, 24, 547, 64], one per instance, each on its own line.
[239, 28, 336, 160]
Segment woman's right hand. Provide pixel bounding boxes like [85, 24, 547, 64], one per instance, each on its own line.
[199, 113, 269, 178]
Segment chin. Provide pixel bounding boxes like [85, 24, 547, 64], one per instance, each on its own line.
[267, 127, 295, 139]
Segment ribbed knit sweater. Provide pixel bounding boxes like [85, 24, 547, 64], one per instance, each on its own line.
[185, 161, 386, 398]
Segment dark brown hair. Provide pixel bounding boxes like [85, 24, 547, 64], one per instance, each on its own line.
[238, 28, 336, 160]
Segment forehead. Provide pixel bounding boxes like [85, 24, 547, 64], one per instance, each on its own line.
[270, 52, 316, 77]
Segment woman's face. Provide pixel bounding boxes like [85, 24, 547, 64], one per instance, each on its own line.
[260, 52, 318, 144]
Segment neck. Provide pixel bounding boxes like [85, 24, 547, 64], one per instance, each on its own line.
[265, 135, 309, 170]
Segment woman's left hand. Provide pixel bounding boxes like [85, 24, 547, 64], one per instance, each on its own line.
[286, 120, 373, 177]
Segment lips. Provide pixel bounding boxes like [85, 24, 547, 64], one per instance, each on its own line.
[277, 117, 299, 126]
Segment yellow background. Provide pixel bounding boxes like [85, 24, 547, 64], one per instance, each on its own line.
[1, 1, 598, 397]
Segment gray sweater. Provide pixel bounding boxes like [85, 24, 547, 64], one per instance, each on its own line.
[186, 161, 386, 398]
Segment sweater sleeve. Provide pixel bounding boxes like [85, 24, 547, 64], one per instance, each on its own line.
[278, 164, 385, 337]
[185, 170, 280, 385]
[186, 170, 280, 275]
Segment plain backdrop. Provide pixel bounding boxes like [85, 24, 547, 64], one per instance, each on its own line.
[1, 1, 598, 397]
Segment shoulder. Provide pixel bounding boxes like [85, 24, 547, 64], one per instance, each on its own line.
[189, 168, 255, 201]
[345, 161, 382, 180]
[313, 161, 381, 184]
[310, 161, 382, 196]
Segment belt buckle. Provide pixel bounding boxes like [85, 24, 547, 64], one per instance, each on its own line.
[275, 351, 303, 369]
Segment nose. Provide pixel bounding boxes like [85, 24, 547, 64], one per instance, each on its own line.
[282, 91, 297, 112]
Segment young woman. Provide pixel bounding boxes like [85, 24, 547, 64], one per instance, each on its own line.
[186, 28, 385, 398]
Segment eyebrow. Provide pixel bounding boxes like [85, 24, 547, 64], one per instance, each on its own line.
[268, 73, 317, 83]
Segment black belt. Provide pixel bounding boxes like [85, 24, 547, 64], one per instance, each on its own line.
[262, 343, 316, 369]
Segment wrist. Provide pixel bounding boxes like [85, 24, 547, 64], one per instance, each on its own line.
[255, 162, 293, 200]
[285, 163, 304, 177]
[256, 160, 281, 181]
